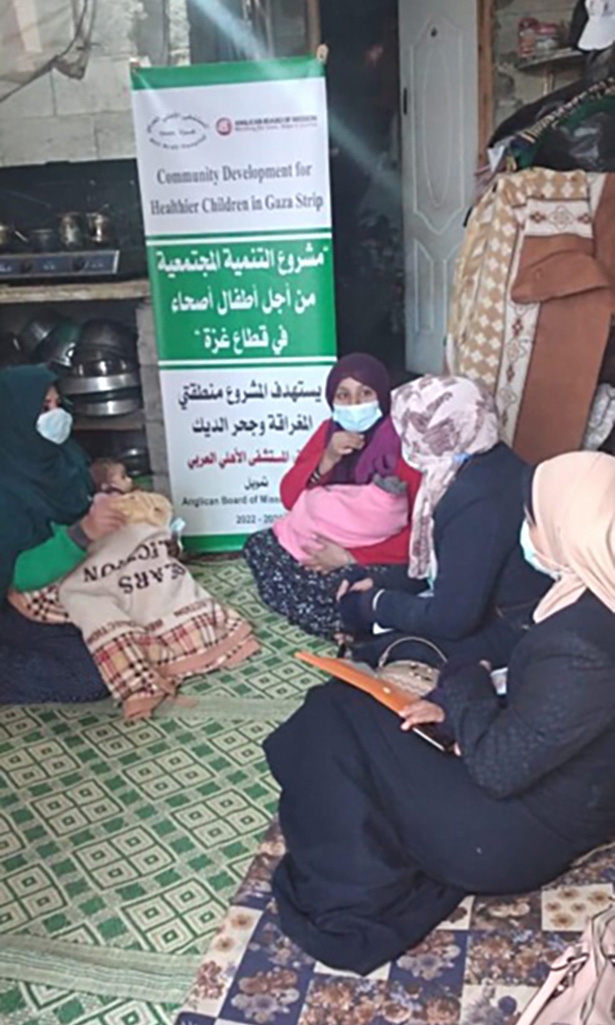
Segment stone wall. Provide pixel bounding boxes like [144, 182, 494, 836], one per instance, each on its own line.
[0, 0, 190, 167]
[0, 0, 310, 168]
[493, 0, 581, 132]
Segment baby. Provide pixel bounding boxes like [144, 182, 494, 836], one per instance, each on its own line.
[90, 458, 181, 533]
[273, 474, 409, 565]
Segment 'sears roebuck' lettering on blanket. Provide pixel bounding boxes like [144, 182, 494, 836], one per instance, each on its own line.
[10, 524, 259, 718]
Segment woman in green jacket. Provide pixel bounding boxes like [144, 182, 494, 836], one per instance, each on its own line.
[0, 364, 125, 703]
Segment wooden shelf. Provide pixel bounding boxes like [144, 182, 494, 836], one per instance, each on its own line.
[0, 278, 150, 305]
[517, 47, 584, 72]
[73, 411, 145, 432]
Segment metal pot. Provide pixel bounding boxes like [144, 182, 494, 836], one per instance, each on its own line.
[117, 445, 151, 476]
[70, 354, 137, 377]
[0, 332, 28, 368]
[71, 391, 142, 417]
[76, 319, 136, 360]
[20, 309, 68, 354]
[30, 227, 59, 253]
[0, 223, 27, 252]
[35, 320, 81, 371]
[87, 212, 114, 247]
[58, 212, 86, 250]
[62, 369, 141, 396]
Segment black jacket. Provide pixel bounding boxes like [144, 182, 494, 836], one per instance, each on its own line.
[437, 590, 615, 850]
[374, 443, 549, 640]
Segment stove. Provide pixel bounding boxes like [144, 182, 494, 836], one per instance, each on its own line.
[0, 248, 147, 283]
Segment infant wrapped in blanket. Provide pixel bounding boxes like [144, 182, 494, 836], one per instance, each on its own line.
[10, 460, 258, 718]
[273, 475, 409, 564]
[89, 457, 178, 530]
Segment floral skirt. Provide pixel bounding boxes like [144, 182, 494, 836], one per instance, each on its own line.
[243, 529, 346, 639]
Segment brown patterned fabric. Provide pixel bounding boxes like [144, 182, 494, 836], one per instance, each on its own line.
[447, 169, 605, 454]
[512, 175, 615, 463]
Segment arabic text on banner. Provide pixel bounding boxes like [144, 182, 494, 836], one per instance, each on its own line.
[131, 58, 336, 551]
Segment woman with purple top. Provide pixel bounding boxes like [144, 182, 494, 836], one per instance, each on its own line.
[243, 354, 422, 638]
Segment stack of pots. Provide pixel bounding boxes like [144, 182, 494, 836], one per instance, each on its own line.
[60, 319, 142, 417]
[19, 309, 79, 372]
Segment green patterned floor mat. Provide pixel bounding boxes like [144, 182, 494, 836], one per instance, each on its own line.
[0, 558, 333, 1022]
[0, 980, 177, 1025]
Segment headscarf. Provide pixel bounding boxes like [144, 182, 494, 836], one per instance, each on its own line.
[392, 375, 499, 578]
[324, 353, 401, 484]
[530, 451, 615, 623]
[0, 365, 92, 596]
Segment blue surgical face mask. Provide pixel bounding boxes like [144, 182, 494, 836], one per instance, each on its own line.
[36, 407, 73, 445]
[519, 520, 561, 580]
[333, 400, 382, 433]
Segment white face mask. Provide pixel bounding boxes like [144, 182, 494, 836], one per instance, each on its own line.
[333, 400, 382, 433]
[36, 407, 73, 445]
[519, 520, 561, 580]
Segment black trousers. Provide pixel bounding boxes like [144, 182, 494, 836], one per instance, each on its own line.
[265, 680, 575, 974]
[0, 605, 107, 704]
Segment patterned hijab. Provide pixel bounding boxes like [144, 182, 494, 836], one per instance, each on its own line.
[392, 375, 499, 578]
[530, 451, 615, 622]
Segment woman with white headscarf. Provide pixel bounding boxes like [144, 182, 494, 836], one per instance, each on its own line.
[338, 375, 548, 667]
[265, 450, 615, 973]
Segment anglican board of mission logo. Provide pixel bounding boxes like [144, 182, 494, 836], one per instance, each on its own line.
[216, 118, 233, 136]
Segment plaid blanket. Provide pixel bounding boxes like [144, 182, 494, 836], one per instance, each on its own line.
[10, 525, 258, 717]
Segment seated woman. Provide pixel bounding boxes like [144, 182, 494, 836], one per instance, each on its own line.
[244, 354, 421, 638]
[2, 366, 259, 716]
[339, 374, 548, 667]
[265, 450, 615, 973]
[0, 365, 125, 704]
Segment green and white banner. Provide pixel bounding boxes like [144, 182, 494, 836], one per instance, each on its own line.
[131, 57, 336, 551]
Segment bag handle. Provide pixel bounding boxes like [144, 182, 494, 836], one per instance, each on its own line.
[377, 635, 447, 670]
[579, 904, 615, 1022]
[516, 946, 588, 1024]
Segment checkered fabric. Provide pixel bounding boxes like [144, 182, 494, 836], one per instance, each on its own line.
[447, 169, 601, 444]
[8, 584, 70, 626]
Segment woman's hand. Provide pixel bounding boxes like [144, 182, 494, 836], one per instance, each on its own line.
[318, 430, 365, 475]
[398, 699, 446, 732]
[336, 576, 374, 601]
[80, 494, 127, 542]
[303, 536, 355, 574]
[338, 587, 376, 634]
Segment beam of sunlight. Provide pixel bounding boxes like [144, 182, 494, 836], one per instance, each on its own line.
[193, 0, 399, 204]
[202, 0, 269, 62]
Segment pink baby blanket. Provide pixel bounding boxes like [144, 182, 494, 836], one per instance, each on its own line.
[273, 483, 408, 564]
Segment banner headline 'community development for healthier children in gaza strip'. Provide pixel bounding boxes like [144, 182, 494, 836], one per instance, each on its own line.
[152, 161, 326, 217]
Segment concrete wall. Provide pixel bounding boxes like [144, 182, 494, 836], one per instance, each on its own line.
[0, 0, 190, 167]
[494, 0, 580, 131]
[0, 0, 309, 168]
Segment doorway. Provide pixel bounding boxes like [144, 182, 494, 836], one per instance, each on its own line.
[318, 0, 406, 373]
[399, 0, 480, 374]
